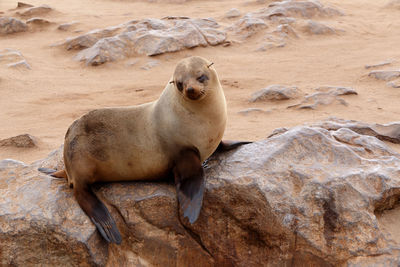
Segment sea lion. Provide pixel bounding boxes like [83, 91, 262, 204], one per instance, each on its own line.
[39, 56, 249, 244]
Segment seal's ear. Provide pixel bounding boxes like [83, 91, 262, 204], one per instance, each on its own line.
[207, 62, 214, 68]
[173, 147, 205, 224]
[170, 81, 175, 84]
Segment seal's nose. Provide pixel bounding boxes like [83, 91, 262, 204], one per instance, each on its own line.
[186, 87, 195, 94]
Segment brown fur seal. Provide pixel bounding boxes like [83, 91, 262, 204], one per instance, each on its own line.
[39, 56, 249, 244]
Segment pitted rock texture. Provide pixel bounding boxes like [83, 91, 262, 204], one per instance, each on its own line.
[1, 119, 400, 266]
[60, 18, 226, 65]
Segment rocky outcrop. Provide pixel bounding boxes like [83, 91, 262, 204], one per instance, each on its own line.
[59, 18, 226, 65]
[1, 119, 400, 266]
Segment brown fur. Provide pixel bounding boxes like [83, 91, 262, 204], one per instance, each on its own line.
[53, 56, 228, 244]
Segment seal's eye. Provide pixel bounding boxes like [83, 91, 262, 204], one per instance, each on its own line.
[197, 74, 208, 83]
[176, 82, 183, 91]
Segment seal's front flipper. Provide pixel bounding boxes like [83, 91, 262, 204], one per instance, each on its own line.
[215, 140, 252, 153]
[74, 183, 122, 244]
[173, 147, 205, 224]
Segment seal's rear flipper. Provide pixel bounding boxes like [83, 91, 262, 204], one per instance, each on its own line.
[74, 183, 122, 244]
[173, 147, 205, 224]
[38, 168, 68, 179]
[215, 140, 252, 153]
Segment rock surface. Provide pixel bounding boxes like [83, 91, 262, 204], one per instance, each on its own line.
[250, 85, 300, 102]
[225, 8, 241, 19]
[0, 17, 28, 35]
[0, 49, 30, 70]
[26, 17, 51, 26]
[227, 0, 342, 47]
[1, 119, 400, 266]
[388, 80, 400, 88]
[300, 20, 336, 35]
[16, 4, 53, 18]
[369, 70, 400, 81]
[365, 60, 394, 69]
[0, 134, 37, 148]
[60, 18, 226, 65]
[289, 86, 357, 109]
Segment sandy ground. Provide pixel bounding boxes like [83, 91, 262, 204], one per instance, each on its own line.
[1, 0, 400, 163]
[1, 0, 400, 250]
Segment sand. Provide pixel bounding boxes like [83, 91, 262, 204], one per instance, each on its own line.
[1, 0, 400, 163]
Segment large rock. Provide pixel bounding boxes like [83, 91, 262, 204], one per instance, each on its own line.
[0, 17, 27, 35]
[62, 18, 226, 65]
[1, 119, 400, 266]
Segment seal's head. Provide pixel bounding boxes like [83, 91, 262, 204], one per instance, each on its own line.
[172, 56, 217, 101]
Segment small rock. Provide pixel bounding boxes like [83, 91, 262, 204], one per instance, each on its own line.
[238, 108, 268, 115]
[17, 2, 34, 8]
[7, 60, 31, 70]
[57, 22, 79, 31]
[274, 23, 298, 38]
[315, 86, 358, 95]
[26, 17, 51, 26]
[250, 85, 300, 102]
[17, 4, 53, 18]
[387, 80, 400, 88]
[0, 17, 28, 35]
[267, 127, 289, 137]
[0, 134, 37, 148]
[0, 49, 25, 63]
[301, 20, 335, 35]
[140, 60, 160, 70]
[126, 59, 139, 67]
[365, 60, 394, 69]
[369, 70, 400, 81]
[225, 8, 241, 19]
[289, 86, 357, 110]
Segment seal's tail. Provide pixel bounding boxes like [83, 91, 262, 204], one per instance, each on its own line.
[38, 168, 67, 179]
